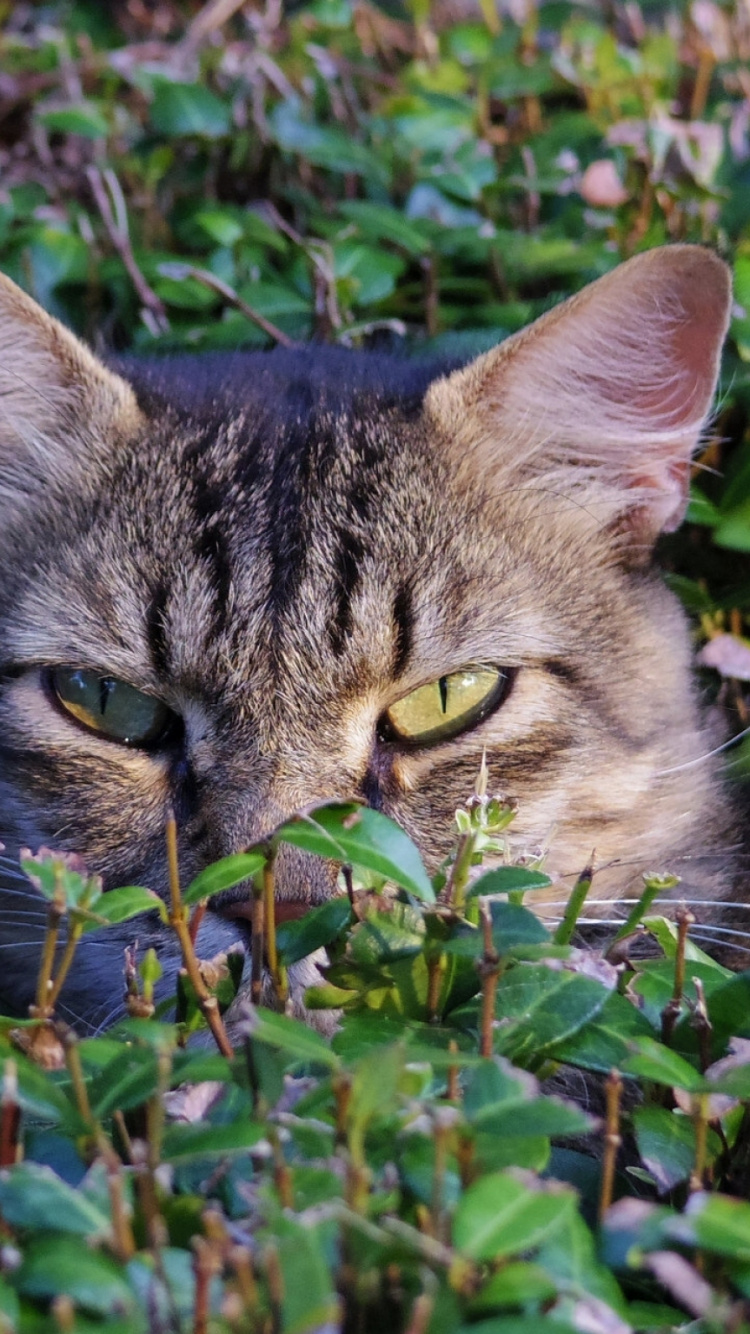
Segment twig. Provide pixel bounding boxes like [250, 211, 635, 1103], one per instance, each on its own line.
[598, 1070, 622, 1222]
[86, 167, 169, 335]
[158, 263, 296, 347]
[691, 977, 713, 1073]
[182, 0, 248, 51]
[478, 898, 500, 1059]
[251, 880, 265, 1006]
[263, 852, 285, 1003]
[690, 1092, 710, 1193]
[165, 810, 234, 1059]
[661, 905, 695, 1046]
[0, 1061, 20, 1168]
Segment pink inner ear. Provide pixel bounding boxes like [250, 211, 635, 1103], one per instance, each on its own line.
[482, 246, 732, 540]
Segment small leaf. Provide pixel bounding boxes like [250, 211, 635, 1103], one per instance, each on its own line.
[82, 884, 166, 930]
[182, 850, 266, 905]
[276, 896, 353, 966]
[622, 1037, 705, 1092]
[17, 1236, 135, 1315]
[274, 803, 434, 902]
[276, 1218, 340, 1334]
[467, 867, 553, 898]
[161, 1120, 266, 1163]
[150, 82, 231, 137]
[668, 1192, 750, 1259]
[246, 1008, 341, 1071]
[633, 1106, 711, 1194]
[453, 1171, 575, 1260]
[492, 965, 611, 1064]
[0, 1162, 111, 1237]
[38, 103, 109, 138]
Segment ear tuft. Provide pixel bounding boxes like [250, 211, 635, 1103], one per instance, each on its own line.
[425, 245, 731, 547]
[0, 272, 142, 498]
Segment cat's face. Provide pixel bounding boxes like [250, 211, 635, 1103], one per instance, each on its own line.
[0, 246, 735, 1030]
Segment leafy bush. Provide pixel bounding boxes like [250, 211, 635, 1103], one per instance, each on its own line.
[3, 791, 750, 1333]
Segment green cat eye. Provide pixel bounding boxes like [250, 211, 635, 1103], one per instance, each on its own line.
[383, 667, 510, 747]
[47, 668, 175, 748]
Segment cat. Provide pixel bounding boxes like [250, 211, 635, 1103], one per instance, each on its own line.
[0, 243, 742, 1034]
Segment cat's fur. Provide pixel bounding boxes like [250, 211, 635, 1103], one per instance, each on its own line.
[0, 244, 741, 1032]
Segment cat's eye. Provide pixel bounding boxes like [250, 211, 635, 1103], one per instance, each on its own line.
[46, 668, 176, 748]
[382, 667, 511, 747]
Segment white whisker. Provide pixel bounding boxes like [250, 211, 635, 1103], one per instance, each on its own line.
[657, 723, 750, 775]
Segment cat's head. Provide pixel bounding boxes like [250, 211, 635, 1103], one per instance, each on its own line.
[0, 245, 734, 1029]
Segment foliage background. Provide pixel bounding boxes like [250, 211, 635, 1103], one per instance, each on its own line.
[4, 2, 750, 1332]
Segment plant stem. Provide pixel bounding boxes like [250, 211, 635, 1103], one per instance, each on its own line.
[662, 906, 695, 1046]
[166, 809, 234, 1059]
[35, 906, 62, 1014]
[0, 1060, 20, 1168]
[607, 875, 672, 954]
[46, 922, 84, 1010]
[478, 899, 500, 1059]
[250, 881, 265, 1006]
[264, 852, 286, 1003]
[445, 830, 477, 913]
[553, 859, 593, 945]
[599, 1069, 622, 1222]
[690, 1092, 710, 1193]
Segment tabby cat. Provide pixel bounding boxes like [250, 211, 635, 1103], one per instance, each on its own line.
[0, 244, 741, 1032]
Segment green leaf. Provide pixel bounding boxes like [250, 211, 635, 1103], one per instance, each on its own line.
[553, 990, 657, 1072]
[275, 1219, 340, 1334]
[337, 201, 430, 255]
[467, 866, 553, 898]
[17, 1236, 135, 1315]
[348, 1043, 404, 1142]
[161, 1119, 266, 1163]
[195, 208, 245, 247]
[472, 1262, 557, 1311]
[633, 1106, 711, 1193]
[82, 884, 166, 930]
[453, 1171, 576, 1261]
[276, 896, 353, 966]
[88, 1046, 160, 1119]
[37, 103, 109, 138]
[9, 1050, 83, 1131]
[666, 1192, 750, 1259]
[150, 82, 231, 137]
[346, 901, 424, 965]
[622, 1036, 705, 1092]
[270, 100, 387, 183]
[492, 965, 610, 1064]
[273, 803, 434, 902]
[536, 1209, 627, 1312]
[246, 1008, 341, 1071]
[0, 1162, 111, 1237]
[182, 850, 266, 905]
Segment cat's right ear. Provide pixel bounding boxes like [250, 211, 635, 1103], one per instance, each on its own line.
[0, 272, 141, 497]
[425, 245, 731, 557]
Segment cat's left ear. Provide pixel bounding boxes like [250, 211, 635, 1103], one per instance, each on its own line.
[425, 245, 731, 551]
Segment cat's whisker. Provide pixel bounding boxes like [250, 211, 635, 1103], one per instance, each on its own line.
[655, 723, 750, 775]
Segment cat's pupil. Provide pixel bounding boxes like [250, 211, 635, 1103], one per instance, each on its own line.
[438, 676, 448, 714]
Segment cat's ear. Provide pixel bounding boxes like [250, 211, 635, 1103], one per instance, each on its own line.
[425, 245, 731, 551]
[0, 272, 141, 494]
